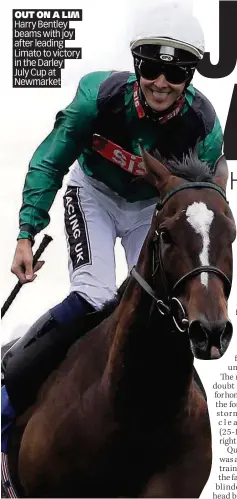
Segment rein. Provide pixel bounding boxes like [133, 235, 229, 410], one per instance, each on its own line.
[131, 182, 232, 332]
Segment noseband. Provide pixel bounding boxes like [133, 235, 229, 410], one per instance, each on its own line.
[131, 182, 232, 332]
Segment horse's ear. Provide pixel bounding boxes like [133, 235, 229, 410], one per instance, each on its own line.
[213, 155, 229, 191]
[140, 144, 170, 191]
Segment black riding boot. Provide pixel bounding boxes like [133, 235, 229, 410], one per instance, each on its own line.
[2, 292, 96, 415]
[1, 311, 56, 377]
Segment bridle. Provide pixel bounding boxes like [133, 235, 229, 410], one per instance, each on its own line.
[131, 182, 232, 332]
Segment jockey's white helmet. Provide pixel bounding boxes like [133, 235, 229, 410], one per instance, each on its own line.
[130, 4, 205, 62]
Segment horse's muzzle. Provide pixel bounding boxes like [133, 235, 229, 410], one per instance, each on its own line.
[188, 318, 233, 359]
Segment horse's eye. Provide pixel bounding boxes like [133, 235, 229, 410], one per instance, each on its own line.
[161, 230, 172, 244]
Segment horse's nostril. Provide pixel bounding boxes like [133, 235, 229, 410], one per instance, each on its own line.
[189, 319, 233, 359]
[189, 320, 209, 352]
[220, 320, 233, 353]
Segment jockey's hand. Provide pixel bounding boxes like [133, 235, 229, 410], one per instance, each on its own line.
[11, 239, 45, 284]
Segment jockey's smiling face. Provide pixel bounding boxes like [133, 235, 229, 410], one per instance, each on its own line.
[140, 73, 186, 112]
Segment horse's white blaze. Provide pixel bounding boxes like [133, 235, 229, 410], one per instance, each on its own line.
[186, 202, 214, 287]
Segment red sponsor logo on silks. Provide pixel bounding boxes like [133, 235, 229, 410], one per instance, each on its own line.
[93, 134, 147, 176]
[133, 81, 145, 119]
[159, 94, 185, 124]
[133, 81, 185, 124]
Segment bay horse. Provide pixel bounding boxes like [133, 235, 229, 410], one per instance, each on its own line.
[7, 148, 235, 498]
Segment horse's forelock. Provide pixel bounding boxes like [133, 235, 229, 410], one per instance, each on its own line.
[153, 148, 213, 183]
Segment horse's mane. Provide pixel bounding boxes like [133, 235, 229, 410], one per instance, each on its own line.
[99, 278, 129, 318]
[153, 147, 213, 183]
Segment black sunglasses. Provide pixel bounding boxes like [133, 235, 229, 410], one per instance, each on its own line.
[138, 59, 193, 85]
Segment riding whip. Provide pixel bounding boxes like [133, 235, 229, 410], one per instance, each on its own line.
[1, 234, 53, 319]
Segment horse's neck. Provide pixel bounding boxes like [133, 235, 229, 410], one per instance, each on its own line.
[103, 233, 193, 424]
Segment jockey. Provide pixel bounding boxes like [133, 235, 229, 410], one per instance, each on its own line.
[2, 5, 223, 442]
